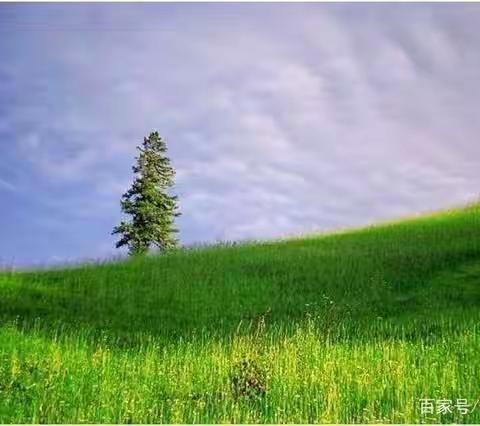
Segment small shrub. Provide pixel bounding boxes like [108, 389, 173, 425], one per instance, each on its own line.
[230, 358, 267, 401]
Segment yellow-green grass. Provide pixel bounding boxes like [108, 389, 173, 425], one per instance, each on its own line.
[1, 204, 480, 423]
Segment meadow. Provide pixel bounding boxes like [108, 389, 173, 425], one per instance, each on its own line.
[0, 203, 479, 423]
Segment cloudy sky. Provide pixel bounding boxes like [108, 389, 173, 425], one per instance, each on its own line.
[1, 3, 479, 266]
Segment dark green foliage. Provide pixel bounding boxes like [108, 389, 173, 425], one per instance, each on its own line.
[112, 131, 180, 255]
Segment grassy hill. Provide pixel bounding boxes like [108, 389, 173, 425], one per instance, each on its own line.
[1, 203, 480, 423]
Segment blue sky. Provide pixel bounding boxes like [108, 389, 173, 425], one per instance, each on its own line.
[1, 3, 480, 266]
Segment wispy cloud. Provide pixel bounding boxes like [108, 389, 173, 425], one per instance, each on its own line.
[0, 177, 15, 192]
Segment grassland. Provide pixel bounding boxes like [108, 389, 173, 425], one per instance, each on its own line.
[0, 204, 480, 423]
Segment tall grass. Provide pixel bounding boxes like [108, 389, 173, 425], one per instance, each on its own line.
[0, 204, 479, 423]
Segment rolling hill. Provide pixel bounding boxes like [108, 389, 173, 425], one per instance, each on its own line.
[0, 203, 479, 423]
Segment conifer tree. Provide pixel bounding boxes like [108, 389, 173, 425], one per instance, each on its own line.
[112, 131, 180, 255]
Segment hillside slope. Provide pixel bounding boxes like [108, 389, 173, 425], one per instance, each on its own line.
[0, 204, 479, 423]
[1, 203, 479, 339]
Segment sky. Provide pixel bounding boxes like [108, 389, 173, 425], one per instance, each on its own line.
[1, 3, 480, 267]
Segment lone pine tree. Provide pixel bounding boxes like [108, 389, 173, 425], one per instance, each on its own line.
[112, 131, 180, 255]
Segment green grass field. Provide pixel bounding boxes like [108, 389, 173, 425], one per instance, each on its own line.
[1, 203, 480, 423]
